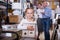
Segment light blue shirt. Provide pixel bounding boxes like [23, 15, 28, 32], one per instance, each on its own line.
[42, 7, 52, 18]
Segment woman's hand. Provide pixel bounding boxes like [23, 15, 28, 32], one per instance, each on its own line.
[41, 12, 45, 15]
[27, 26, 34, 31]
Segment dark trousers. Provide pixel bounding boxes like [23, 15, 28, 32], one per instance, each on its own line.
[37, 18, 50, 40]
[37, 18, 43, 38]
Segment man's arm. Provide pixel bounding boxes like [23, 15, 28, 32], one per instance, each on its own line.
[44, 8, 52, 18]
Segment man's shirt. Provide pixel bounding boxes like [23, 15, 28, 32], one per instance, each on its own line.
[42, 7, 52, 18]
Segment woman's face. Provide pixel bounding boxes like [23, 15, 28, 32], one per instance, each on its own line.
[38, 4, 42, 8]
[38, 4, 44, 9]
[26, 9, 34, 19]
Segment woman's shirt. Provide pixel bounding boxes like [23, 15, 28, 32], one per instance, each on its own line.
[37, 8, 44, 18]
[17, 18, 37, 30]
[17, 18, 38, 37]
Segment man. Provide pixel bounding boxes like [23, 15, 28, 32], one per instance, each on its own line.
[41, 1, 52, 40]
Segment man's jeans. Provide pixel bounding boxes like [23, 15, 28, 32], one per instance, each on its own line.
[41, 18, 50, 40]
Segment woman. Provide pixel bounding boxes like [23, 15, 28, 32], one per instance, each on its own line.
[17, 8, 38, 39]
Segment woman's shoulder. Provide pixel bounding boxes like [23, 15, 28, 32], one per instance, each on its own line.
[21, 18, 27, 22]
[21, 18, 37, 23]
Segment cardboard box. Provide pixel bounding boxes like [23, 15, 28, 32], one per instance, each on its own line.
[21, 23, 38, 38]
[22, 30, 29, 37]
[22, 30, 36, 38]
[9, 15, 19, 23]
[51, 4, 57, 10]
[29, 31, 35, 37]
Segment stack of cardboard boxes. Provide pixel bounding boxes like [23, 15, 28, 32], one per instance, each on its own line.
[9, 15, 20, 23]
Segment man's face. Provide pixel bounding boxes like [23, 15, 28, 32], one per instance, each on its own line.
[26, 9, 34, 19]
[43, 2, 48, 8]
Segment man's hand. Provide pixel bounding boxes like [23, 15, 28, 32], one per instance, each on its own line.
[27, 26, 34, 31]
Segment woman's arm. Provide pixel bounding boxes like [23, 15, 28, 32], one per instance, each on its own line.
[17, 19, 27, 30]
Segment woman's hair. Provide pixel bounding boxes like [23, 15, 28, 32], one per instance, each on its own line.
[38, 2, 42, 5]
[23, 8, 34, 18]
[25, 8, 34, 13]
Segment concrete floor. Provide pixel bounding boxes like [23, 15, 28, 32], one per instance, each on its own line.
[39, 30, 53, 40]
[20, 30, 53, 40]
